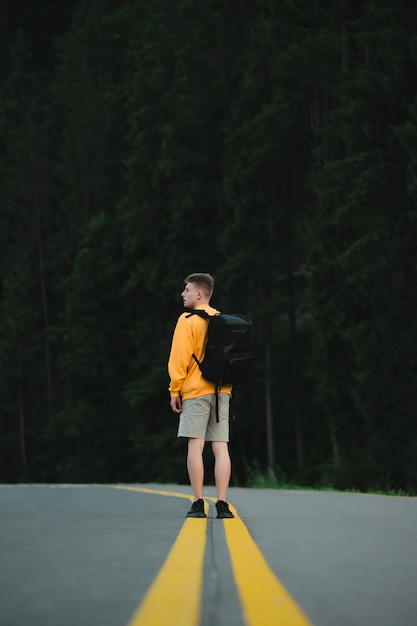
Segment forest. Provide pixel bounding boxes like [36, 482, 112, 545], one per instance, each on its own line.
[1, 0, 417, 493]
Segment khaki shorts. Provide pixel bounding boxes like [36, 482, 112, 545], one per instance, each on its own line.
[177, 393, 230, 442]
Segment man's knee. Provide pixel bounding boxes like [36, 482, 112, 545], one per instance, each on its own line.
[211, 440, 229, 456]
[188, 438, 205, 453]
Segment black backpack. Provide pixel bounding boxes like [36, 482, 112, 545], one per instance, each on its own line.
[185, 308, 255, 420]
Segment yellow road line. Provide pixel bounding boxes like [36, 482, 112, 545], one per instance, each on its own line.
[223, 504, 313, 626]
[113, 486, 312, 626]
[118, 487, 207, 626]
[112, 485, 194, 500]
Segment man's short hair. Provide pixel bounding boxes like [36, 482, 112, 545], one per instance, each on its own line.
[185, 273, 214, 299]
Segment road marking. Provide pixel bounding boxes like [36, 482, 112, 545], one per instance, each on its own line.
[223, 504, 313, 626]
[127, 517, 207, 626]
[112, 485, 194, 500]
[113, 486, 312, 626]
[118, 487, 207, 626]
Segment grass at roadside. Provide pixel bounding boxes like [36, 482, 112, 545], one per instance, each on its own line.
[245, 466, 413, 497]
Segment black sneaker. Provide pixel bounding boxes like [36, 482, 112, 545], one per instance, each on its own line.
[216, 500, 234, 519]
[187, 499, 206, 518]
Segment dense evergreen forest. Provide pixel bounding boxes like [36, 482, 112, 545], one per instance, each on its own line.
[1, 0, 417, 493]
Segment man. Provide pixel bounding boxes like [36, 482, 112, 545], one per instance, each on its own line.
[168, 273, 234, 519]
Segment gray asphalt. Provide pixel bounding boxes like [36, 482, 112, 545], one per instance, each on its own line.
[0, 484, 416, 626]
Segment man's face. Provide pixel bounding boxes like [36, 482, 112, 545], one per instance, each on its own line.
[181, 282, 200, 308]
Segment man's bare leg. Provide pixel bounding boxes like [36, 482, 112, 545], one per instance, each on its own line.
[212, 441, 231, 502]
[187, 438, 205, 500]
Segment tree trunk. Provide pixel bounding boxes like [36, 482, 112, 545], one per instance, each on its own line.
[17, 342, 28, 478]
[36, 222, 54, 416]
[329, 415, 340, 464]
[265, 321, 275, 473]
[27, 126, 54, 417]
[287, 259, 305, 470]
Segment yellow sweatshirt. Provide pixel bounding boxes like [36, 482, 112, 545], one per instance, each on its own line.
[168, 304, 232, 400]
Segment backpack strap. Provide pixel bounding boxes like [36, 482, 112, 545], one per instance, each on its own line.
[184, 308, 210, 320]
[215, 384, 219, 423]
[185, 309, 222, 422]
[185, 309, 206, 375]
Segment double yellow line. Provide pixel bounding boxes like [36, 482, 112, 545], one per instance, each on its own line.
[114, 486, 312, 626]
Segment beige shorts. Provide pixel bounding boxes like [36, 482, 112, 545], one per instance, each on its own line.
[177, 393, 230, 442]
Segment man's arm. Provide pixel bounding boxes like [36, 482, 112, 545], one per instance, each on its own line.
[168, 314, 194, 405]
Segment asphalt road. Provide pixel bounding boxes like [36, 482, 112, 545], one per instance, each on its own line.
[0, 484, 416, 626]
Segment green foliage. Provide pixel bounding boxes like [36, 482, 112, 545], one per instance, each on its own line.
[246, 463, 289, 489]
[0, 0, 416, 493]
[304, 0, 417, 494]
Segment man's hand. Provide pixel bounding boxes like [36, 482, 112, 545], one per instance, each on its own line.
[170, 396, 182, 413]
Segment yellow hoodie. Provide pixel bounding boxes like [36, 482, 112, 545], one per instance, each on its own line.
[168, 303, 232, 400]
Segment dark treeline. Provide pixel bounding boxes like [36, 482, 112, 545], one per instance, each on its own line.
[1, 0, 416, 493]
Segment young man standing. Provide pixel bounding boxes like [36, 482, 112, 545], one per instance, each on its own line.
[168, 273, 234, 519]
